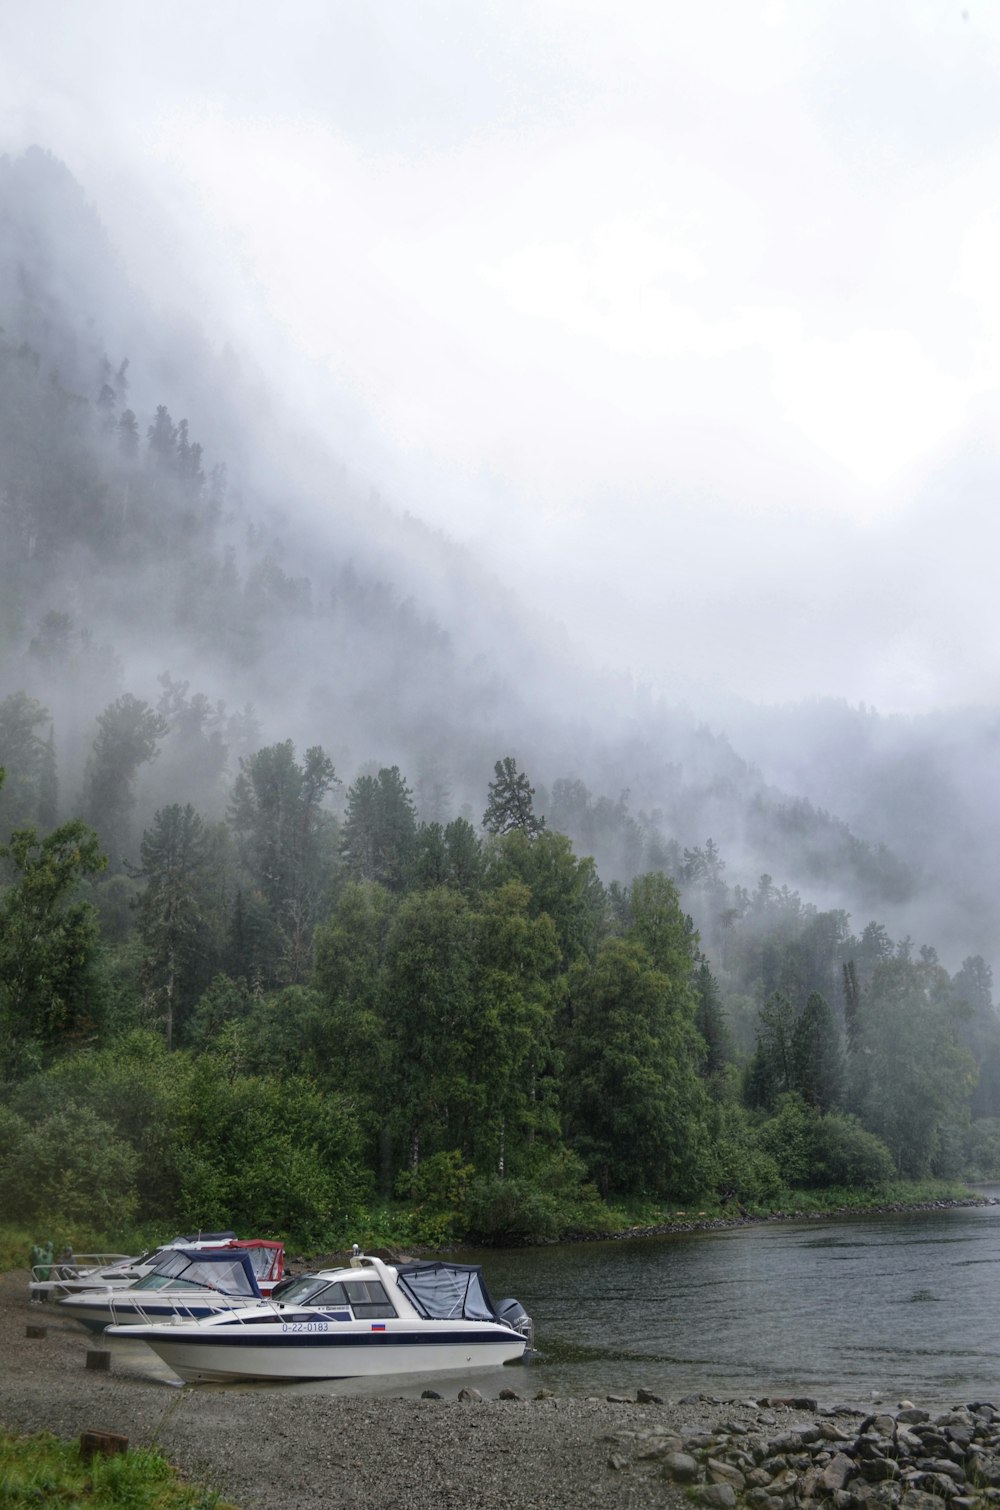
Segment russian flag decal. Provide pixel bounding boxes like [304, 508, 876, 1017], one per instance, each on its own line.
[371, 1323, 386, 1331]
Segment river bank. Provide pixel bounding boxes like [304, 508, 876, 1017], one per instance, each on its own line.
[0, 1265, 751, 1509]
[317, 1193, 995, 1266]
[3, 1265, 995, 1510]
[568, 1192, 998, 1245]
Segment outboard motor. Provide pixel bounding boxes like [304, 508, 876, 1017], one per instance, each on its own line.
[496, 1296, 534, 1351]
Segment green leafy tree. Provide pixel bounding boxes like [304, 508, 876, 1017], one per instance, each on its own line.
[851, 955, 977, 1176]
[707, 1100, 783, 1208]
[228, 741, 339, 982]
[81, 694, 168, 864]
[10, 1030, 188, 1219]
[184, 973, 254, 1050]
[695, 958, 731, 1079]
[791, 991, 844, 1112]
[465, 880, 561, 1176]
[177, 1059, 370, 1245]
[483, 755, 545, 837]
[0, 692, 53, 834]
[627, 871, 699, 974]
[313, 881, 399, 1189]
[443, 817, 485, 895]
[809, 1111, 894, 1189]
[485, 828, 605, 967]
[340, 765, 417, 891]
[744, 993, 797, 1110]
[0, 819, 107, 1077]
[133, 804, 228, 1048]
[561, 936, 712, 1200]
[0, 1101, 138, 1229]
[757, 1092, 815, 1186]
[381, 886, 479, 1183]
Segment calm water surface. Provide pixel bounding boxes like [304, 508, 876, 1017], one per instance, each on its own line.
[466, 1197, 1000, 1408]
[119, 1198, 1000, 1405]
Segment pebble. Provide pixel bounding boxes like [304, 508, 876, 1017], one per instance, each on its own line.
[4, 1268, 999, 1507]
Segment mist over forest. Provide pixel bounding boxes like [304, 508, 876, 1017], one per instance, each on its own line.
[2, 148, 991, 967]
[2, 143, 998, 1241]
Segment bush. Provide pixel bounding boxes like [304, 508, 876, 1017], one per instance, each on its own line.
[810, 1112, 894, 1190]
[463, 1174, 564, 1243]
[395, 1150, 475, 1244]
[964, 1118, 1000, 1179]
[464, 1147, 607, 1242]
[707, 1102, 784, 1207]
[175, 1063, 372, 1246]
[0, 1102, 138, 1228]
[758, 1094, 814, 1186]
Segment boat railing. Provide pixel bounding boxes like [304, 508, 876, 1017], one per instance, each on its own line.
[107, 1289, 256, 1329]
[30, 1253, 130, 1283]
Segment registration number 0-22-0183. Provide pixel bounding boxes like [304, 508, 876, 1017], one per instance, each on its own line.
[281, 1321, 331, 1333]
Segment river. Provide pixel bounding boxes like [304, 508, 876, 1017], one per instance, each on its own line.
[463, 1198, 1000, 1409]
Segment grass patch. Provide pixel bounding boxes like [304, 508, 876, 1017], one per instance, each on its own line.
[0, 1427, 238, 1509]
[732, 1178, 979, 1218]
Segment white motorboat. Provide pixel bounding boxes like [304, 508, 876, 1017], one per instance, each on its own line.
[106, 1249, 533, 1383]
[29, 1230, 241, 1301]
[58, 1241, 285, 1332]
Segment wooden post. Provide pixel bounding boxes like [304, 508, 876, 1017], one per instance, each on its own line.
[80, 1430, 128, 1462]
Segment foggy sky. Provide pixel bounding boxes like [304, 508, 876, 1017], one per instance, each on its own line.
[2, 0, 999, 716]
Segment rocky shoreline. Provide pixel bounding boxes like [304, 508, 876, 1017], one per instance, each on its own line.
[558, 1194, 998, 1246]
[3, 1267, 1000, 1508]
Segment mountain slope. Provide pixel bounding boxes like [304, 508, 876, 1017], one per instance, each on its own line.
[0, 145, 988, 978]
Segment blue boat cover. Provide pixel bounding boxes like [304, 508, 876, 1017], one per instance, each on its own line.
[394, 1261, 501, 1323]
[128, 1247, 263, 1298]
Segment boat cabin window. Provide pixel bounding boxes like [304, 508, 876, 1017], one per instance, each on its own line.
[342, 1279, 396, 1318]
[272, 1274, 396, 1317]
[274, 1276, 343, 1306]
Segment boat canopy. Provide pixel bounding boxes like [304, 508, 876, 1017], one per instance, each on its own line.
[237, 1240, 284, 1283]
[394, 1261, 502, 1323]
[129, 1248, 263, 1298]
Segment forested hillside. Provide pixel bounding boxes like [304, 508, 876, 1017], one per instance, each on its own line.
[2, 146, 998, 1247]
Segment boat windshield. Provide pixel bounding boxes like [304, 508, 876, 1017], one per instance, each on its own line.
[275, 1275, 338, 1306]
[130, 1252, 260, 1297]
[396, 1263, 498, 1322]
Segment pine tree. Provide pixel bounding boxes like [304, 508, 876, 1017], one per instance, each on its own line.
[791, 991, 844, 1112]
[483, 756, 545, 837]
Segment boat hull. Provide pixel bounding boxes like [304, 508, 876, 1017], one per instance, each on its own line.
[110, 1320, 527, 1382]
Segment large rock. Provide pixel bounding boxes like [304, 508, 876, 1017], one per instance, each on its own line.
[693, 1484, 737, 1508]
[661, 1451, 700, 1483]
[706, 1458, 746, 1490]
[901, 1492, 947, 1510]
[636, 1435, 684, 1460]
[860, 1456, 900, 1482]
[820, 1452, 857, 1492]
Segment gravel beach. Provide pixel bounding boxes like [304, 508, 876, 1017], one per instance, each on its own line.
[0, 1267, 832, 1509]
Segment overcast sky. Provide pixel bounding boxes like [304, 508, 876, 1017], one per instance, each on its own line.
[3, 0, 1000, 715]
